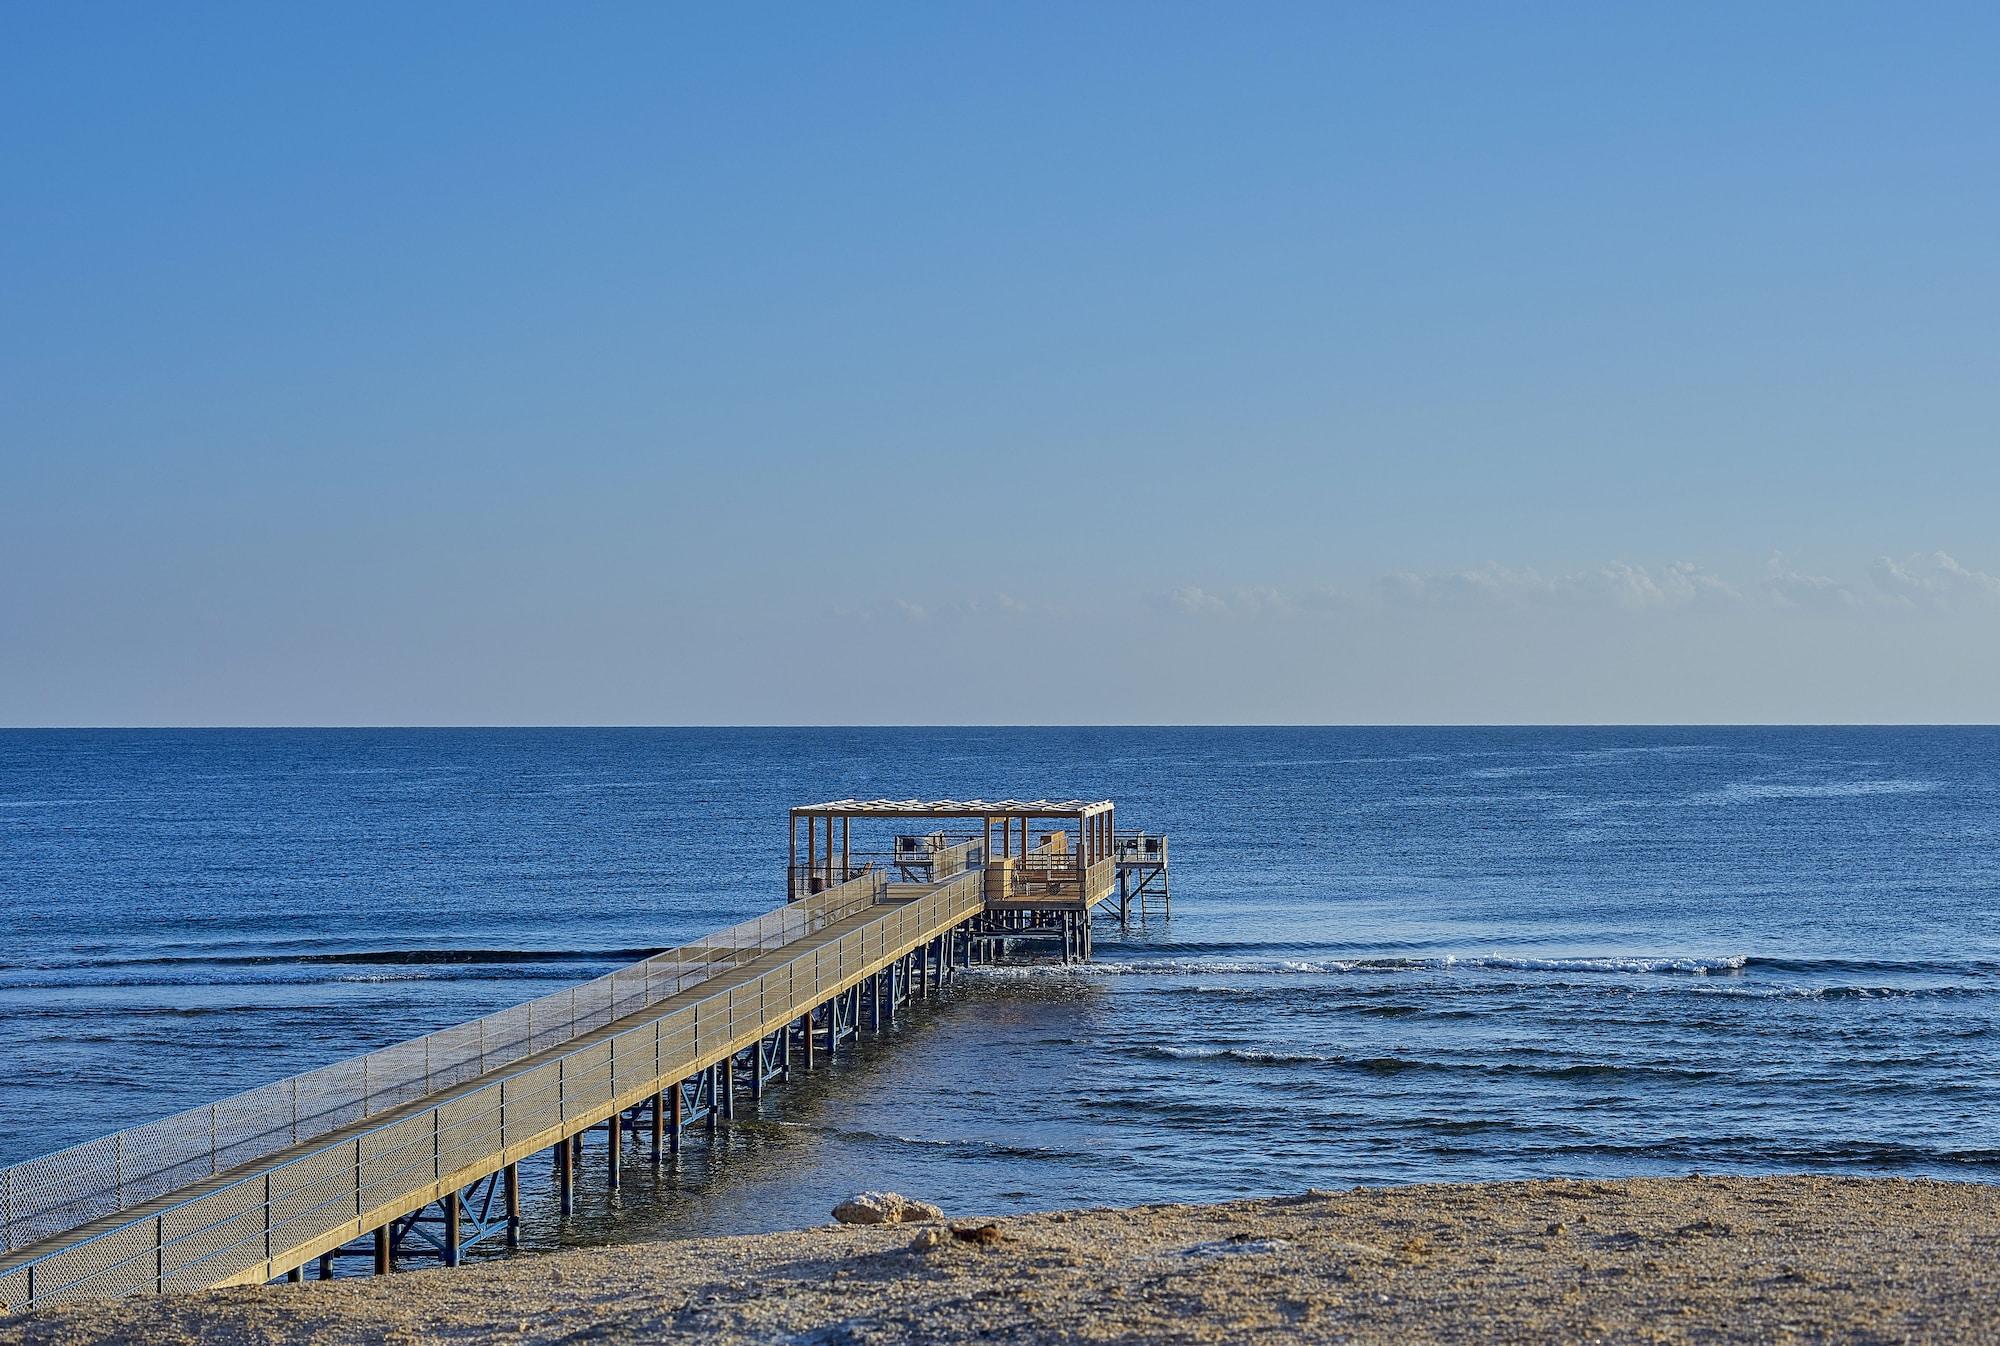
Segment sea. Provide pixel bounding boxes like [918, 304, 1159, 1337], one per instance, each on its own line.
[2, 727, 1996, 1255]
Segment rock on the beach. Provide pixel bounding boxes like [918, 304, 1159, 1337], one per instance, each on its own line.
[832, 1192, 943, 1225]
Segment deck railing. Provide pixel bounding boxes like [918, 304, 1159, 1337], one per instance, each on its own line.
[0, 870, 888, 1262]
[1115, 832, 1168, 863]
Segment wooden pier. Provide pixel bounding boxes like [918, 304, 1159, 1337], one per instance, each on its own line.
[0, 799, 1167, 1310]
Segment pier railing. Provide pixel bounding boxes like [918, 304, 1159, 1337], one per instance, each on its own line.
[0, 867, 983, 1309]
[0, 869, 888, 1261]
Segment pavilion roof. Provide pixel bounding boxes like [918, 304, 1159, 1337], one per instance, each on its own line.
[790, 798, 1113, 819]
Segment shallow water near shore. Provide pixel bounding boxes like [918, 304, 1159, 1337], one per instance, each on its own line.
[2, 726, 1997, 1254]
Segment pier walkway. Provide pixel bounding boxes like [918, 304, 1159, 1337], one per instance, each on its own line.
[0, 799, 1167, 1310]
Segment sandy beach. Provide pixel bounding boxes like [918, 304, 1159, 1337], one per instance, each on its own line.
[5, 1176, 1996, 1344]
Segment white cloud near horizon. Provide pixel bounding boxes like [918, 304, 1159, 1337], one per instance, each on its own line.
[1159, 552, 2000, 621]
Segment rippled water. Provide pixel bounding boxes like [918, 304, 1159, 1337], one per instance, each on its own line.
[2, 726, 1996, 1254]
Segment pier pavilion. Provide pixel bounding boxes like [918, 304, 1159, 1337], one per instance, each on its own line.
[0, 799, 1169, 1309]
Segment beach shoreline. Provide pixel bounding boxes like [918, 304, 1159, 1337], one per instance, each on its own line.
[5, 1175, 1995, 1344]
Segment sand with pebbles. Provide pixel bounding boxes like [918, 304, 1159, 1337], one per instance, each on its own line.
[5, 1176, 1998, 1344]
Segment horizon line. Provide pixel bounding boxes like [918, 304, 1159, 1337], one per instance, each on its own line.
[5, 722, 1999, 732]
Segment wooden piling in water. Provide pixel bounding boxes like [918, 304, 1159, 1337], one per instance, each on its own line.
[556, 1137, 574, 1215]
[504, 1164, 520, 1246]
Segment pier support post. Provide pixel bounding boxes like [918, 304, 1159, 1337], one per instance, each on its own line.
[318, 1252, 333, 1280]
[801, 1013, 816, 1068]
[607, 1113, 621, 1189]
[504, 1163, 520, 1246]
[375, 1223, 392, 1273]
[287, 1266, 303, 1283]
[443, 1191, 461, 1267]
[722, 1057, 736, 1119]
[650, 1091, 665, 1163]
[556, 1137, 574, 1215]
[751, 1044, 765, 1100]
[670, 1081, 684, 1153]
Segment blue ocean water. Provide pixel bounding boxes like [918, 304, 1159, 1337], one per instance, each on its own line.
[1, 727, 1996, 1250]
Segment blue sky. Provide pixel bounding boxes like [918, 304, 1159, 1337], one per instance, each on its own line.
[3, 3, 1996, 724]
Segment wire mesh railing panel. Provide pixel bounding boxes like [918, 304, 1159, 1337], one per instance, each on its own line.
[502, 1063, 563, 1144]
[27, 1217, 158, 1303]
[478, 1002, 535, 1069]
[609, 966, 650, 1021]
[214, 1081, 298, 1172]
[530, 993, 576, 1056]
[562, 1042, 614, 1119]
[573, 977, 615, 1036]
[159, 1180, 265, 1291]
[435, 1091, 503, 1180]
[426, 1021, 486, 1094]
[265, 1147, 354, 1253]
[113, 1109, 214, 1211]
[294, 1057, 368, 1138]
[0, 1262, 33, 1313]
[608, 1025, 654, 1101]
[657, 1009, 697, 1065]
[4, 1136, 122, 1250]
[358, 1115, 435, 1213]
[363, 1040, 431, 1115]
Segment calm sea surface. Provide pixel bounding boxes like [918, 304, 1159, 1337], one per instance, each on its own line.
[2, 727, 1996, 1255]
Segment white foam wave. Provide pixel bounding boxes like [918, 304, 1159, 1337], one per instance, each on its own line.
[1697, 779, 1937, 804]
[973, 954, 1749, 979]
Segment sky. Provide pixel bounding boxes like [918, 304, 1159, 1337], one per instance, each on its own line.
[2, 2, 1996, 725]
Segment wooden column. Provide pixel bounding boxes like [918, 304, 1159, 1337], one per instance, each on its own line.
[556, 1137, 574, 1215]
[375, 1223, 392, 1273]
[504, 1163, 520, 1245]
[607, 1113, 621, 1189]
[842, 816, 850, 881]
[443, 1191, 461, 1267]
[788, 814, 797, 900]
[650, 1091, 665, 1163]
[670, 1082, 684, 1153]
[805, 816, 816, 893]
